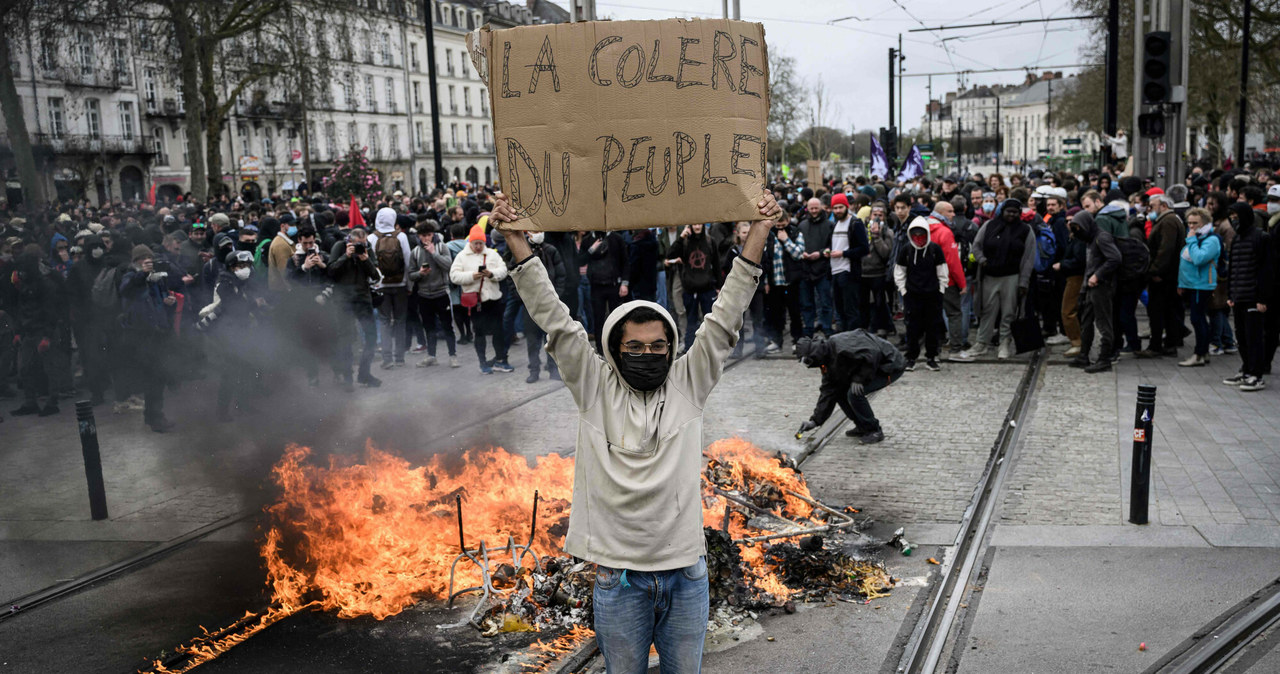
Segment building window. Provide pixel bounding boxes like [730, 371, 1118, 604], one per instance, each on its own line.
[175, 80, 185, 113]
[118, 101, 135, 140]
[389, 125, 399, 158]
[343, 73, 354, 109]
[181, 133, 189, 166]
[263, 128, 274, 165]
[362, 30, 373, 63]
[39, 36, 57, 71]
[445, 49, 453, 76]
[239, 124, 250, 157]
[413, 81, 422, 113]
[385, 77, 396, 113]
[316, 27, 329, 58]
[465, 125, 473, 149]
[85, 99, 101, 139]
[450, 123, 457, 149]
[380, 33, 392, 66]
[365, 74, 375, 111]
[463, 87, 470, 115]
[369, 123, 380, 159]
[410, 42, 419, 71]
[407, 1, 418, 19]
[137, 19, 152, 51]
[482, 124, 490, 147]
[461, 54, 469, 78]
[441, 3, 452, 25]
[325, 122, 336, 159]
[77, 31, 93, 75]
[112, 38, 128, 77]
[415, 121, 425, 151]
[153, 127, 168, 165]
[48, 98, 65, 139]
[448, 85, 455, 113]
[348, 121, 358, 148]
[144, 69, 157, 112]
[456, 8, 465, 27]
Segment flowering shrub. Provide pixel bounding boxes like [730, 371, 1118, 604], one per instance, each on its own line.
[325, 146, 384, 202]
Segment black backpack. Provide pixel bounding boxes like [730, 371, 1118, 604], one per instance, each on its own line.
[1115, 236, 1150, 292]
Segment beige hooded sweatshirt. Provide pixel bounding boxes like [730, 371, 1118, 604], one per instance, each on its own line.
[511, 254, 762, 571]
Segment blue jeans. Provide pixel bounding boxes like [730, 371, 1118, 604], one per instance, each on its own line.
[682, 290, 716, 351]
[1210, 307, 1236, 349]
[594, 557, 709, 674]
[798, 276, 833, 335]
[577, 276, 593, 333]
[1185, 289, 1211, 356]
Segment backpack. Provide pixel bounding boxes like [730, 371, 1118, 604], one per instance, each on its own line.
[1115, 236, 1151, 291]
[1033, 222, 1057, 273]
[91, 266, 122, 312]
[375, 233, 405, 284]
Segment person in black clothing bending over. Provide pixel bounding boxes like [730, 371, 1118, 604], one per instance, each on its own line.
[793, 330, 906, 445]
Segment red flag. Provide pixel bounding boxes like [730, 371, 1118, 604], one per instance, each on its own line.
[348, 195, 365, 228]
[148, 182, 157, 206]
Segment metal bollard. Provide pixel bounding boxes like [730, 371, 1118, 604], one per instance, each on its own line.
[75, 400, 109, 520]
[1129, 384, 1158, 525]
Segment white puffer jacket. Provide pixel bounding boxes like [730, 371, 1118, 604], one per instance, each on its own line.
[448, 245, 508, 303]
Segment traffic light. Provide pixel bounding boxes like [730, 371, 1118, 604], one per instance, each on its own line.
[1138, 112, 1165, 138]
[881, 127, 898, 159]
[1141, 31, 1172, 105]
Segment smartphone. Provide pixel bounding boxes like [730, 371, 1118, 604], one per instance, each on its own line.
[478, 263, 487, 273]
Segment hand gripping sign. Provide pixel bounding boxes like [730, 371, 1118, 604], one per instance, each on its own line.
[468, 19, 771, 231]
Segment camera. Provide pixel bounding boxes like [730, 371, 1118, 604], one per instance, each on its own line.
[353, 243, 366, 255]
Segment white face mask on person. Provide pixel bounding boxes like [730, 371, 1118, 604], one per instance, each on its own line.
[234, 267, 251, 280]
[1268, 202, 1280, 215]
[528, 232, 545, 245]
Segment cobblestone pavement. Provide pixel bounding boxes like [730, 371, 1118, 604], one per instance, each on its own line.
[801, 363, 1021, 523]
[1120, 354, 1280, 530]
[999, 364, 1123, 525]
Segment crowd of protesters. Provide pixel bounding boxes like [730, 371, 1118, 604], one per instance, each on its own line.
[1, 156, 1277, 430]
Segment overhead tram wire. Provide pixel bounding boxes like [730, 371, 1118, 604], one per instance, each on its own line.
[907, 13, 1103, 33]
[899, 63, 1100, 78]
[591, 1, 935, 42]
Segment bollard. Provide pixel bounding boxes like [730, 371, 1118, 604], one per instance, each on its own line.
[1129, 385, 1158, 525]
[75, 400, 109, 520]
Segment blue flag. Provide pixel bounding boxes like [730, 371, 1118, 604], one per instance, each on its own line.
[870, 133, 889, 179]
[896, 144, 924, 182]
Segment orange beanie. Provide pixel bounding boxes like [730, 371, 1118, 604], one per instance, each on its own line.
[467, 224, 487, 242]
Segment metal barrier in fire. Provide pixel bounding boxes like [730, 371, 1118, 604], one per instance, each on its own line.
[441, 490, 542, 629]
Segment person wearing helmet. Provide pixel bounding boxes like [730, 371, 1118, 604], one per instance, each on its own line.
[198, 249, 266, 421]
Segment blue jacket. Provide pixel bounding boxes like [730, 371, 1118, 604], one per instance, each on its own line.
[1177, 230, 1221, 291]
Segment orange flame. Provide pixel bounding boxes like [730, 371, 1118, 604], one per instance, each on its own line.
[148, 437, 848, 672]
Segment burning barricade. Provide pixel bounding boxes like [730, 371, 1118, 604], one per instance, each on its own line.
[148, 438, 891, 673]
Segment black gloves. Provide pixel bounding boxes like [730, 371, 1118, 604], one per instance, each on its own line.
[849, 382, 865, 397]
[796, 419, 819, 438]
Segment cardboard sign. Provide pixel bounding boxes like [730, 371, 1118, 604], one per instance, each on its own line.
[468, 19, 770, 231]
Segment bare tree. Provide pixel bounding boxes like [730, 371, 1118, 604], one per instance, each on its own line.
[768, 50, 808, 168]
[0, 1, 46, 206]
[807, 81, 842, 160]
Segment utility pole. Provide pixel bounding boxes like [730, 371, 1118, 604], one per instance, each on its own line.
[898, 34, 904, 136]
[927, 75, 933, 144]
[956, 114, 962, 175]
[423, 0, 445, 189]
[888, 47, 896, 134]
[1104, 0, 1120, 159]
[1130, 0, 1146, 177]
[1047, 78, 1053, 171]
[996, 93, 1002, 172]
[1238, 0, 1251, 163]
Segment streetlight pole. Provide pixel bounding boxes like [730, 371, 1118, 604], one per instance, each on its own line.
[1238, 0, 1251, 163]
[422, 0, 445, 190]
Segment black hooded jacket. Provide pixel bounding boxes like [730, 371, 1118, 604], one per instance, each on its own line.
[798, 330, 906, 426]
[979, 200, 1031, 277]
[1226, 201, 1272, 306]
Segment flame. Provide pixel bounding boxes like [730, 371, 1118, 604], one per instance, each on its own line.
[147, 437, 870, 672]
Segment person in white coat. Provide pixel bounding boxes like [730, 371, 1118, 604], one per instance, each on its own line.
[490, 192, 782, 674]
[448, 223, 512, 373]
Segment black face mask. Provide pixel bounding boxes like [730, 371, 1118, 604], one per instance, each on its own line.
[1035, 200, 1048, 216]
[615, 353, 670, 391]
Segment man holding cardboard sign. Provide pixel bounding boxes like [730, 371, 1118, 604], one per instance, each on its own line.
[492, 190, 780, 673]
[468, 18, 770, 233]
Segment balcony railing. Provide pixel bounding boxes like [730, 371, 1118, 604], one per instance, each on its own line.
[33, 133, 152, 155]
[55, 67, 133, 90]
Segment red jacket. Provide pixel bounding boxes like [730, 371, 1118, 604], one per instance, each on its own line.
[927, 217, 966, 290]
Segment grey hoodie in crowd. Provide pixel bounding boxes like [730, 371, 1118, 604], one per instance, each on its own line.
[1070, 210, 1121, 282]
[407, 233, 453, 299]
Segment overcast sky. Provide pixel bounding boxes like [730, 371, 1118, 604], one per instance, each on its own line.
[548, 0, 1095, 134]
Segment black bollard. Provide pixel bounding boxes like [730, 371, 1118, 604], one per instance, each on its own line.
[1129, 385, 1158, 525]
[75, 400, 109, 521]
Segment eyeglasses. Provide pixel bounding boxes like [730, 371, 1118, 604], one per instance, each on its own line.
[620, 340, 669, 356]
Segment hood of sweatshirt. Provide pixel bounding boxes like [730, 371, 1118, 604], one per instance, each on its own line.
[599, 300, 680, 393]
[1071, 210, 1099, 243]
[906, 217, 932, 250]
[374, 207, 397, 234]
